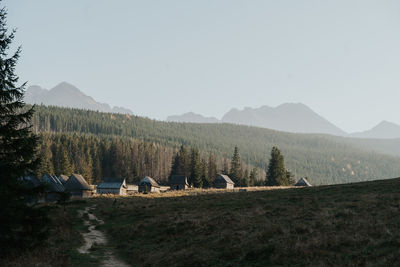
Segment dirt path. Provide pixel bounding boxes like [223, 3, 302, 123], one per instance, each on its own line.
[78, 205, 130, 267]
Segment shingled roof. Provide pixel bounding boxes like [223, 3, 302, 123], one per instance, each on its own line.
[64, 173, 92, 191]
[42, 174, 65, 192]
[216, 174, 235, 185]
[295, 177, 312, 187]
[97, 178, 127, 189]
[170, 175, 189, 186]
[139, 176, 160, 187]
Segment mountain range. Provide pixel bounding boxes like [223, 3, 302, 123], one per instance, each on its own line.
[168, 106, 400, 139]
[25, 82, 400, 139]
[24, 82, 133, 114]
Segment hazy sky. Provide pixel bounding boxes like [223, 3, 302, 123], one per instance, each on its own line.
[5, 0, 400, 132]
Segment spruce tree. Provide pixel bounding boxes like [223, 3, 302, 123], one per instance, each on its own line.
[266, 146, 288, 186]
[0, 5, 47, 254]
[229, 146, 242, 185]
[169, 145, 190, 179]
[189, 147, 202, 188]
[207, 152, 217, 183]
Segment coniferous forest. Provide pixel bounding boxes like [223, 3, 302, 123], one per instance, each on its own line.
[30, 105, 400, 185]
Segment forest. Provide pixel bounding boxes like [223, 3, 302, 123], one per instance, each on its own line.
[31, 105, 400, 185]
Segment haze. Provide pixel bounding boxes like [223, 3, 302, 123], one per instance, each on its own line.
[6, 0, 400, 132]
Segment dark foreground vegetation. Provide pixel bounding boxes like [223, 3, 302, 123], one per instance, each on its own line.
[93, 178, 400, 266]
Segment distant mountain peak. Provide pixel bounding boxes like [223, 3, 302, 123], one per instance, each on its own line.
[351, 120, 400, 139]
[167, 112, 219, 123]
[24, 82, 133, 115]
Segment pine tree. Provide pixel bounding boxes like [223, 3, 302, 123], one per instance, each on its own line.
[189, 147, 202, 188]
[58, 147, 72, 176]
[200, 158, 211, 188]
[266, 146, 289, 186]
[169, 145, 190, 179]
[229, 146, 242, 185]
[207, 152, 217, 184]
[0, 5, 47, 254]
[36, 144, 54, 178]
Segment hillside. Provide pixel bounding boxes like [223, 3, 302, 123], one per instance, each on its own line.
[31, 105, 400, 185]
[92, 178, 400, 266]
[25, 82, 133, 114]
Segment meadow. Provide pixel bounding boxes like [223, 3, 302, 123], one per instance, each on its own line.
[94, 178, 400, 266]
[3, 178, 400, 266]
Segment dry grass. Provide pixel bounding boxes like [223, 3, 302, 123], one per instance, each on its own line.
[92, 178, 400, 266]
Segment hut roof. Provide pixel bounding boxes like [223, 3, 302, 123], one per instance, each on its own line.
[216, 174, 235, 185]
[97, 178, 127, 189]
[42, 174, 65, 192]
[20, 175, 41, 189]
[295, 177, 312, 187]
[170, 175, 189, 186]
[64, 173, 92, 191]
[58, 175, 69, 184]
[139, 176, 160, 187]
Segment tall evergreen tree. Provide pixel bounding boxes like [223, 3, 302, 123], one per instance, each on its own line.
[266, 146, 289, 186]
[207, 152, 217, 184]
[0, 5, 47, 254]
[200, 158, 211, 188]
[169, 145, 190, 179]
[229, 146, 242, 185]
[189, 147, 202, 188]
[58, 147, 72, 176]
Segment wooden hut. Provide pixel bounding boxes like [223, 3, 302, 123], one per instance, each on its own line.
[126, 184, 138, 195]
[64, 173, 92, 198]
[19, 175, 44, 204]
[295, 177, 312, 187]
[42, 174, 66, 202]
[97, 178, 127, 195]
[170, 175, 189, 190]
[214, 174, 235, 189]
[138, 176, 160, 193]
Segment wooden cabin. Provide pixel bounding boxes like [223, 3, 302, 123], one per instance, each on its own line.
[138, 176, 160, 193]
[19, 175, 44, 204]
[42, 174, 66, 202]
[214, 174, 235, 189]
[97, 178, 127, 195]
[295, 177, 312, 187]
[170, 175, 189, 190]
[64, 173, 92, 198]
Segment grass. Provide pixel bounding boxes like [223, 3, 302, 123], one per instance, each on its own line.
[5, 178, 400, 266]
[92, 178, 400, 266]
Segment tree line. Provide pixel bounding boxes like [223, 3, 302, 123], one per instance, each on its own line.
[31, 105, 400, 185]
[36, 133, 268, 186]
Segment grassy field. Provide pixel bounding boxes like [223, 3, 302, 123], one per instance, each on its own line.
[6, 178, 400, 266]
[92, 178, 400, 266]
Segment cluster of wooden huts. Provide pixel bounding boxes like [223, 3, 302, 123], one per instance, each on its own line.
[21, 172, 311, 201]
[21, 173, 93, 203]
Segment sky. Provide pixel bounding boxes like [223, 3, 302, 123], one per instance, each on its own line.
[4, 0, 400, 133]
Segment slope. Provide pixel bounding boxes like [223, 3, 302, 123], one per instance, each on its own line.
[32, 105, 400, 185]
